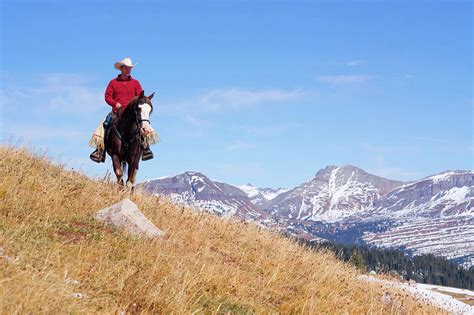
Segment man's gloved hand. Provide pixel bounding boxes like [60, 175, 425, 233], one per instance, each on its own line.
[115, 103, 122, 110]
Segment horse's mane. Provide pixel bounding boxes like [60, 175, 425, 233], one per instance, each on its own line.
[116, 93, 153, 126]
[123, 96, 139, 116]
[123, 94, 153, 116]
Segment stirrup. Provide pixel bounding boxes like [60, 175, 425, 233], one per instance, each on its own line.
[90, 149, 105, 163]
[142, 148, 154, 161]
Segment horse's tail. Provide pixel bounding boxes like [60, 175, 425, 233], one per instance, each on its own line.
[121, 161, 127, 175]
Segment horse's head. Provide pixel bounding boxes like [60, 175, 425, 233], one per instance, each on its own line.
[135, 90, 155, 135]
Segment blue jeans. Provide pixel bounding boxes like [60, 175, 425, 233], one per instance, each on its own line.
[103, 112, 113, 129]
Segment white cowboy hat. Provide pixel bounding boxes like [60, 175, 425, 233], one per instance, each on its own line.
[114, 57, 137, 70]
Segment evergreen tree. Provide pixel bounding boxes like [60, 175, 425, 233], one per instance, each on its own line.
[349, 250, 365, 272]
[298, 239, 474, 290]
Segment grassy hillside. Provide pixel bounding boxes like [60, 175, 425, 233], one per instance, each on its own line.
[0, 146, 441, 313]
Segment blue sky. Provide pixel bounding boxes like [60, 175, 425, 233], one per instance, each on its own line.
[1, 1, 472, 188]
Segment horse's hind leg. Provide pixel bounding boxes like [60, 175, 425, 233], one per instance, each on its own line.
[126, 155, 140, 192]
[111, 155, 124, 187]
[126, 167, 138, 192]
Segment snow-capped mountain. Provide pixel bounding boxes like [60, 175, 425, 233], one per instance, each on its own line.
[355, 171, 474, 266]
[139, 167, 474, 267]
[140, 171, 267, 220]
[238, 184, 288, 208]
[263, 165, 404, 222]
[369, 170, 473, 219]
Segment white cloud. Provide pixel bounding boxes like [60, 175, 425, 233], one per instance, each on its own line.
[315, 74, 373, 85]
[360, 142, 420, 154]
[1, 72, 104, 116]
[184, 114, 211, 127]
[47, 86, 103, 113]
[0, 89, 17, 107]
[200, 88, 305, 109]
[175, 129, 210, 140]
[214, 163, 265, 180]
[226, 140, 256, 152]
[235, 122, 302, 137]
[3, 124, 90, 142]
[412, 136, 453, 144]
[346, 60, 365, 67]
[40, 73, 93, 89]
[361, 144, 422, 181]
[160, 87, 309, 114]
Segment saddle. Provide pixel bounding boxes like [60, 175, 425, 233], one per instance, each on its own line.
[89, 111, 160, 153]
[104, 113, 143, 152]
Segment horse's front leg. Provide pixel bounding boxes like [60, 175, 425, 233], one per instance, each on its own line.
[126, 147, 141, 192]
[111, 154, 124, 187]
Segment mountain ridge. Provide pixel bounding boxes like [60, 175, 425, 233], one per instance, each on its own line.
[139, 165, 474, 267]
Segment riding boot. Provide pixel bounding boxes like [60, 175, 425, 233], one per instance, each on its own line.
[142, 145, 154, 161]
[90, 148, 105, 163]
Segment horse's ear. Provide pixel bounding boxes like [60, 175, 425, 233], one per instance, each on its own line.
[148, 92, 155, 100]
[139, 90, 145, 98]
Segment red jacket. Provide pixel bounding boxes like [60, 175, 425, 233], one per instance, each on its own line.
[105, 75, 143, 112]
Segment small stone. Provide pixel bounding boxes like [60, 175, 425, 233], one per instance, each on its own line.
[65, 278, 81, 286]
[2, 255, 19, 265]
[71, 292, 87, 299]
[382, 292, 392, 304]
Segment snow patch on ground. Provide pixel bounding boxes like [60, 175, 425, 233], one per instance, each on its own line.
[437, 186, 471, 206]
[359, 275, 474, 314]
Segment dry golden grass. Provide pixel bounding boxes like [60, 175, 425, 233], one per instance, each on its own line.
[0, 145, 443, 314]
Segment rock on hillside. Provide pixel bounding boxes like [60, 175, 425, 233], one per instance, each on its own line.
[94, 198, 165, 238]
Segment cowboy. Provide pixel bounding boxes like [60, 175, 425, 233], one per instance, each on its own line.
[90, 57, 154, 163]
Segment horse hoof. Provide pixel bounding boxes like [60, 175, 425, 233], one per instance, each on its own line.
[126, 182, 134, 191]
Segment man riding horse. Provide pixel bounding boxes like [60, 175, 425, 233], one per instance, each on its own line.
[89, 57, 154, 163]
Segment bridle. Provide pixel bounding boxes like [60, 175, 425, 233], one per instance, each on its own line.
[135, 101, 152, 127]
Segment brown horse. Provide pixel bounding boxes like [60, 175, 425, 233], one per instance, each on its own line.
[105, 90, 155, 189]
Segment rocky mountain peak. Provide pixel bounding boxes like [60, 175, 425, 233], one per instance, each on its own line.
[265, 165, 405, 222]
[139, 172, 267, 220]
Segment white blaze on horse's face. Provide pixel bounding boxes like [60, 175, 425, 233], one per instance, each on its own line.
[138, 102, 153, 133]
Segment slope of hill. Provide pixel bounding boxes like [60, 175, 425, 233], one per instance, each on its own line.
[0, 146, 441, 313]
